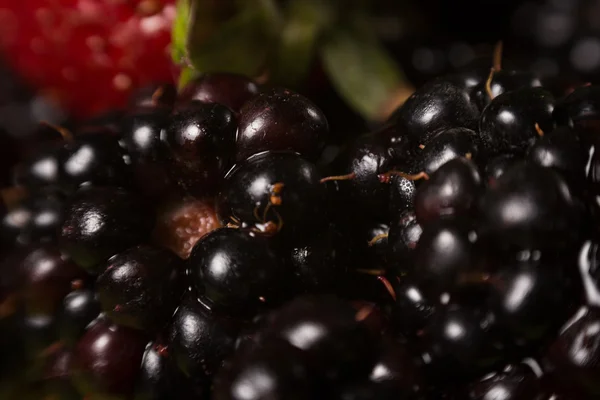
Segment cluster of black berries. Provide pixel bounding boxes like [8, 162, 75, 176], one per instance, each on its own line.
[2, 50, 600, 400]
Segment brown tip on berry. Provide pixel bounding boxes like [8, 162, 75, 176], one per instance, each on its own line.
[153, 197, 221, 259]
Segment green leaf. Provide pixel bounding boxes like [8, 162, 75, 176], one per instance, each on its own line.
[319, 22, 405, 121]
[171, 0, 191, 64]
[177, 65, 201, 90]
[269, 0, 334, 87]
[179, 0, 282, 77]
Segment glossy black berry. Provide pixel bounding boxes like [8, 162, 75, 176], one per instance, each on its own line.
[412, 218, 475, 297]
[526, 126, 586, 188]
[20, 245, 85, 316]
[479, 162, 581, 251]
[178, 72, 260, 113]
[414, 157, 482, 224]
[389, 78, 480, 148]
[388, 210, 422, 271]
[97, 245, 184, 331]
[468, 364, 545, 400]
[236, 88, 329, 161]
[42, 347, 80, 400]
[164, 102, 237, 196]
[135, 340, 204, 400]
[71, 317, 147, 400]
[262, 294, 377, 381]
[484, 153, 519, 187]
[328, 134, 395, 222]
[120, 108, 171, 198]
[470, 69, 542, 111]
[413, 127, 480, 176]
[13, 147, 62, 191]
[188, 228, 283, 313]
[553, 85, 600, 128]
[218, 151, 328, 240]
[60, 133, 131, 191]
[479, 87, 555, 156]
[420, 305, 504, 384]
[487, 260, 572, 349]
[288, 226, 345, 293]
[59, 186, 154, 272]
[364, 337, 425, 398]
[58, 288, 101, 347]
[213, 340, 315, 400]
[1, 193, 64, 247]
[545, 306, 600, 397]
[168, 295, 241, 379]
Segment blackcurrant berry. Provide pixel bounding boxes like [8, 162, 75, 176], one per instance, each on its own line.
[236, 88, 329, 161]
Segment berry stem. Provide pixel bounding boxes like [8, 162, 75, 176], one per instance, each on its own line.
[534, 123, 544, 137]
[354, 303, 376, 322]
[485, 68, 495, 100]
[40, 121, 74, 142]
[320, 172, 356, 183]
[493, 41, 503, 71]
[377, 276, 397, 301]
[368, 233, 389, 246]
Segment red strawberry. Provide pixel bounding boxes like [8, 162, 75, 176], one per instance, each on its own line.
[0, 0, 177, 119]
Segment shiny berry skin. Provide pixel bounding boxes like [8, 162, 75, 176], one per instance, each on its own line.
[526, 126, 586, 188]
[479, 87, 555, 156]
[164, 102, 237, 196]
[13, 147, 62, 191]
[235, 88, 329, 161]
[59, 186, 154, 272]
[187, 228, 283, 313]
[178, 73, 260, 113]
[487, 260, 572, 349]
[328, 134, 395, 222]
[545, 306, 600, 397]
[71, 317, 147, 400]
[468, 364, 545, 400]
[388, 175, 417, 223]
[20, 245, 85, 316]
[413, 127, 480, 176]
[58, 288, 101, 347]
[288, 226, 345, 293]
[553, 85, 600, 128]
[365, 337, 425, 398]
[218, 152, 328, 240]
[135, 340, 204, 400]
[262, 294, 377, 381]
[420, 305, 504, 384]
[97, 245, 183, 331]
[412, 218, 475, 297]
[59, 133, 131, 191]
[168, 295, 241, 380]
[213, 340, 315, 400]
[479, 162, 581, 251]
[42, 347, 80, 400]
[414, 157, 482, 224]
[388, 210, 422, 270]
[120, 108, 172, 198]
[470, 69, 542, 111]
[0, 193, 64, 247]
[389, 78, 480, 148]
[484, 154, 519, 187]
[388, 279, 435, 338]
